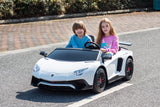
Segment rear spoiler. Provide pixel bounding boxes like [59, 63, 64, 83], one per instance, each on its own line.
[119, 41, 132, 46]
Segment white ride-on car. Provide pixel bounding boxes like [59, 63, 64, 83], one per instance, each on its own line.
[31, 38, 133, 93]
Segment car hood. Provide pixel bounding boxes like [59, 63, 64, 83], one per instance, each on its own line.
[36, 58, 95, 74]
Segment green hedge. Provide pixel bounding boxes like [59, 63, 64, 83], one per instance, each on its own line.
[0, 0, 153, 20]
[0, 0, 65, 19]
[65, 0, 99, 13]
[135, 0, 153, 8]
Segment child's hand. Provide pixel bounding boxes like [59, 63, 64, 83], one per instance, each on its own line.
[100, 48, 107, 53]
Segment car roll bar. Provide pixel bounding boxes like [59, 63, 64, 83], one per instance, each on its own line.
[119, 41, 132, 46]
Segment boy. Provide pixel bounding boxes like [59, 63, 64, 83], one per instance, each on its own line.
[66, 21, 92, 48]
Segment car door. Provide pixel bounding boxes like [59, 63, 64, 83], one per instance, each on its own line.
[104, 56, 118, 81]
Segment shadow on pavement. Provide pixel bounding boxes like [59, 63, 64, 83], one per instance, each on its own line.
[16, 88, 93, 103]
[16, 80, 126, 103]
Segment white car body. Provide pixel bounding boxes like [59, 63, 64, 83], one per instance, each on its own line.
[31, 42, 133, 93]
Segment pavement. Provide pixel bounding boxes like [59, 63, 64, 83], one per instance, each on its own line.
[0, 11, 160, 52]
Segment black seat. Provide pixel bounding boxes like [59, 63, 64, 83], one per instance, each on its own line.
[88, 35, 95, 42]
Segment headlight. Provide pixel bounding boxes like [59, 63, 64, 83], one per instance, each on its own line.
[33, 64, 40, 72]
[74, 68, 88, 76]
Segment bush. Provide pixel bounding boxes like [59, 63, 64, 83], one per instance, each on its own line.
[65, 0, 87, 13]
[135, 0, 153, 8]
[13, 0, 33, 18]
[0, 1, 14, 19]
[97, 0, 136, 11]
[48, 0, 65, 15]
[65, 0, 98, 14]
[0, 0, 153, 20]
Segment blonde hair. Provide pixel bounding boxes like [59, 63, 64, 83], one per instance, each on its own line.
[72, 21, 87, 35]
[96, 18, 117, 45]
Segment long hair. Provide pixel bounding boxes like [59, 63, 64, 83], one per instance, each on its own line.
[72, 21, 87, 35]
[96, 18, 117, 45]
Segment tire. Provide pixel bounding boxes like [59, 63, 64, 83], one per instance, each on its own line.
[123, 58, 134, 81]
[93, 68, 106, 93]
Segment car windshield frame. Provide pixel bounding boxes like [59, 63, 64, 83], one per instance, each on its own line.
[47, 48, 99, 62]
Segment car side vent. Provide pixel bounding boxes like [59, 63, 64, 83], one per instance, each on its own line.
[117, 58, 123, 71]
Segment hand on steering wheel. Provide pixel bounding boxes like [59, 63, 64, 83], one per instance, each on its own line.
[84, 42, 100, 49]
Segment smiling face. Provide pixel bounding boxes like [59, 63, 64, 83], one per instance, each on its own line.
[72, 21, 87, 39]
[101, 22, 110, 37]
[96, 18, 117, 46]
[75, 28, 85, 38]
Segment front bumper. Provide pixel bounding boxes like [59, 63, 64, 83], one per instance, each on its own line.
[31, 76, 92, 90]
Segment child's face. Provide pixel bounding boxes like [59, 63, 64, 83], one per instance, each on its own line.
[101, 22, 110, 35]
[75, 28, 85, 38]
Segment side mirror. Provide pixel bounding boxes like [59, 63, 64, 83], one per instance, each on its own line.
[102, 54, 112, 63]
[40, 51, 47, 57]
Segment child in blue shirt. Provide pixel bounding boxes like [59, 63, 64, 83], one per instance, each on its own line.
[66, 21, 92, 48]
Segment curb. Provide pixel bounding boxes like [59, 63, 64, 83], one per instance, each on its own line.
[0, 8, 152, 24]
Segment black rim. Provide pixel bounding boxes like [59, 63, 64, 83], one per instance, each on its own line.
[126, 62, 133, 78]
[97, 72, 105, 88]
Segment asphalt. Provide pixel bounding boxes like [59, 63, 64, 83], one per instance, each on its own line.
[0, 11, 160, 52]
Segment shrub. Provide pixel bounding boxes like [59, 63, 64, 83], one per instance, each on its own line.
[0, 0, 153, 20]
[135, 0, 153, 8]
[97, 0, 136, 11]
[13, 0, 46, 18]
[0, 1, 14, 19]
[48, 0, 65, 15]
[65, 0, 98, 14]
[86, 0, 99, 12]
[65, 0, 87, 14]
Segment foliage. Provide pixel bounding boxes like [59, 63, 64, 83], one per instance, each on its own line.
[97, 0, 136, 11]
[0, 1, 14, 19]
[65, 0, 98, 13]
[135, 0, 153, 8]
[0, 0, 153, 19]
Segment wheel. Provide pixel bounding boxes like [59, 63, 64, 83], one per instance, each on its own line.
[123, 58, 134, 81]
[93, 68, 106, 93]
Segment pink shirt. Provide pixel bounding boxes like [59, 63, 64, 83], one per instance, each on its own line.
[100, 35, 118, 54]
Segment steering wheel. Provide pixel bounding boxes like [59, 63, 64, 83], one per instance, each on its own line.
[85, 42, 100, 49]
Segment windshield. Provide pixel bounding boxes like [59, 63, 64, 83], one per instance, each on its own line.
[47, 48, 99, 61]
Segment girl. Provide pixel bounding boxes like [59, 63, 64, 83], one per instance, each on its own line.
[96, 18, 119, 55]
[66, 21, 92, 48]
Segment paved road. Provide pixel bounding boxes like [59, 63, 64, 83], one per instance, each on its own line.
[0, 12, 160, 52]
[0, 28, 160, 107]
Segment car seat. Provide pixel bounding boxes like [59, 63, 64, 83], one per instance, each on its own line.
[88, 35, 95, 42]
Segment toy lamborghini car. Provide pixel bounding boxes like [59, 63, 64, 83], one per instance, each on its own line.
[31, 41, 133, 93]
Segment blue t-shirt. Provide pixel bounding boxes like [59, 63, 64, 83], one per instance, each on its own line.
[66, 35, 92, 48]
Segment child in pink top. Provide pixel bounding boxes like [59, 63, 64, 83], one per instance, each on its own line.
[96, 18, 118, 55]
